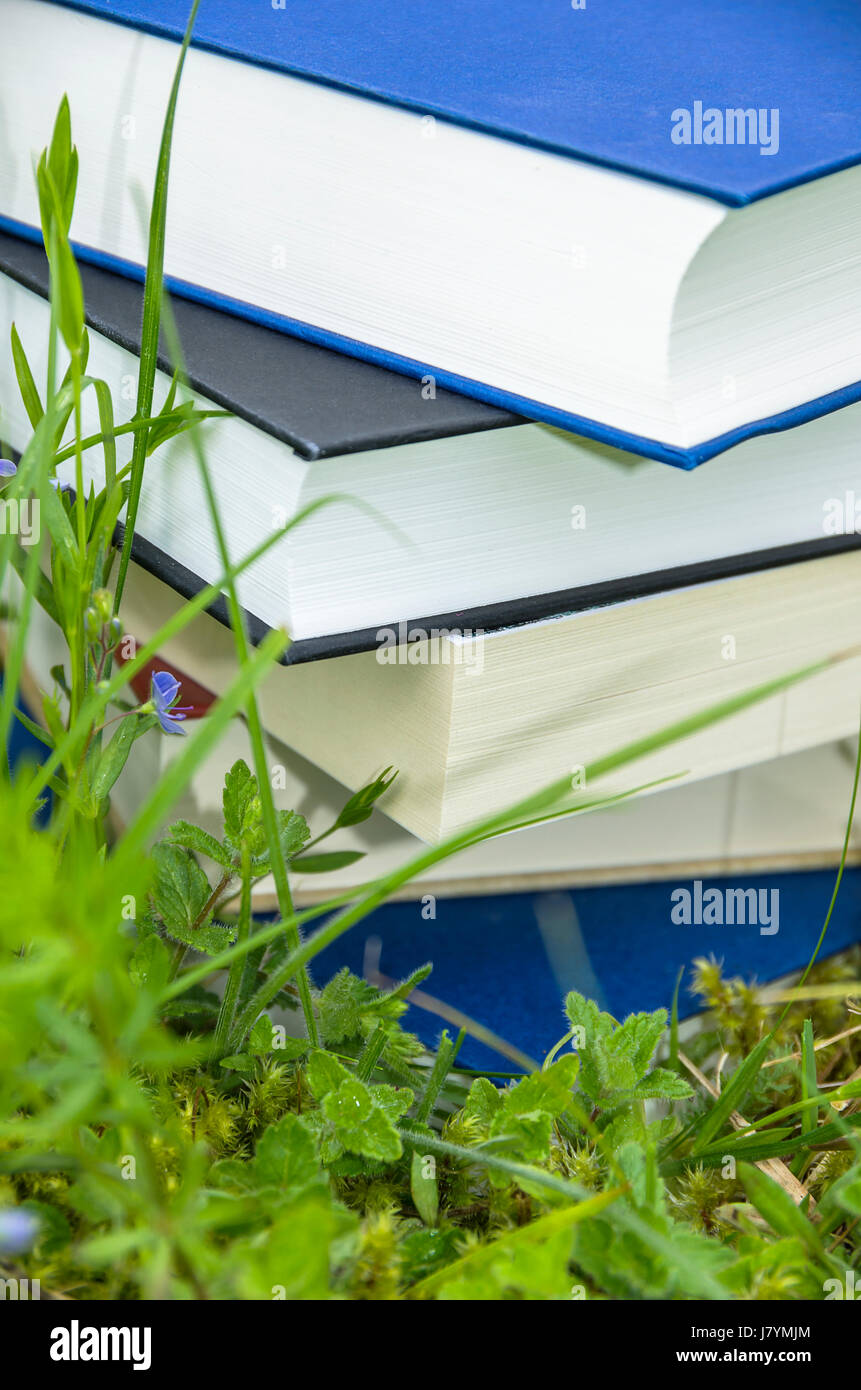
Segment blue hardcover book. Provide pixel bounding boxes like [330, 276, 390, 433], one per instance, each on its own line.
[2, 0, 860, 468]
[313, 871, 861, 1071]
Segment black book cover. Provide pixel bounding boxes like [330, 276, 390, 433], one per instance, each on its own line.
[0, 229, 520, 459]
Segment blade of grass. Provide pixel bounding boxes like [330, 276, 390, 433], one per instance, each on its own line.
[678, 1035, 773, 1158]
[801, 1018, 817, 1109]
[669, 965, 684, 1071]
[153, 290, 319, 1044]
[415, 1029, 462, 1123]
[782, 706, 861, 1003]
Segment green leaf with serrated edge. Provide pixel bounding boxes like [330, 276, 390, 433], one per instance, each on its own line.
[178, 921, 237, 956]
[612, 1009, 668, 1079]
[595, 1042, 638, 1095]
[305, 1048, 352, 1100]
[488, 1109, 553, 1168]
[168, 819, 234, 869]
[272, 808, 311, 863]
[318, 968, 377, 1045]
[321, 1077, 410, 1163]
[222, 759, 265, 856]
[565, 993, 616, 1103]
[149, 842, 236, 956]
[504, 1054, 580, 1118]
[361, 962, 432, 1012]
[631, 1068, 693, 1102]
[462, 1076, 503, 1132]
[150, 842, 211, 934]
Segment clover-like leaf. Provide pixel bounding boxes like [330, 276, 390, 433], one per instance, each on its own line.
[321, 1077, 407, 1163]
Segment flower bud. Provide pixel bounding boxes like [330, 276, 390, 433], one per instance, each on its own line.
[84, 606, 101, 643]
[92, 588, 113, 624]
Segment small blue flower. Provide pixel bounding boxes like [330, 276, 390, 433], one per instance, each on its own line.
[0, 459, 69, 491]
[0, 1207, 39, 1255]
[150, 670, 192, 735]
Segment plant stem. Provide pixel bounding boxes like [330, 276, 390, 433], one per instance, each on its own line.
[212, 848, 251, 1059]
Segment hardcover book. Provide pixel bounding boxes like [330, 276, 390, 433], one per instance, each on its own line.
[3, 0, 861, 465]
[2, 232, 860, 664]
[91, 555, 861, 841]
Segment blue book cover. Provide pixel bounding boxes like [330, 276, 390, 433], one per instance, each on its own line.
[48, 0, 861, 205]
[7, 0, 860, 468]
[313, 872, 861, 1071]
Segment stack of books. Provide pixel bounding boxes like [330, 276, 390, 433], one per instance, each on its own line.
[3, 1, 861, 1038]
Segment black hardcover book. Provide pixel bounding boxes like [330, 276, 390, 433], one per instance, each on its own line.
[1, 230, 859, 664]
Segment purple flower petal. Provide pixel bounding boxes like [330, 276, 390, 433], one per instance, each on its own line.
[150, 670, 193, 735]
[151, 670, 181, 710]
[156, 708, 188, 736]
[0, 459, 17, 479]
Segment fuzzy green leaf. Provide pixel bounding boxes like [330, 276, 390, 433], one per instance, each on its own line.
[150, 841, 235, 956]
[318, 967, 376, 1045]
[632, 1068, 693, 1102]
[321, 1077, 411, 1163]
[222, 759, 263, 855]
[168, 819, 234, 869]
